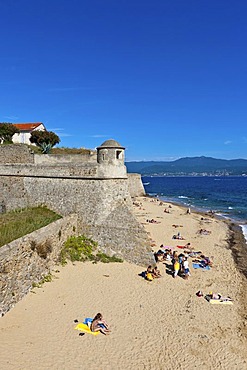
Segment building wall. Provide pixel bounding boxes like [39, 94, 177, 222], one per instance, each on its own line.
[12, 124, 45, 145]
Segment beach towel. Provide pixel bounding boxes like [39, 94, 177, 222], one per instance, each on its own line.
[192, 263, 210, 270]
[74, 323, 100, 336]
[83, 317, 93, 326]
[208, 299, 233, 305]
[205, 295, 233, 305]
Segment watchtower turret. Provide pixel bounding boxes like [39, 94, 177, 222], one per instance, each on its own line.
[97, 139, 125, 165]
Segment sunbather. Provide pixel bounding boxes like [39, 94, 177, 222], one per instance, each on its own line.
[146, 265, 154, 281]
[152, 266, 162, 278]
[90, 313, 110, 335]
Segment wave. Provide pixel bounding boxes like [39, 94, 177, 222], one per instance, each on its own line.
[178, 196, 189, 199]
[240, 224, 247, 243]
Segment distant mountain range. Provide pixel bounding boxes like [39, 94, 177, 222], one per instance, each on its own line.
[125, 156, 247, 176]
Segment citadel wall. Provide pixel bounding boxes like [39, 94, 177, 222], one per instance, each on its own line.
[0, 143, 152, 267]
[0, 214, 78, 316]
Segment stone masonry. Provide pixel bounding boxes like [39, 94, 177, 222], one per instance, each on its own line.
[0, 214, 78, 316]
[0, 142, 154, 305]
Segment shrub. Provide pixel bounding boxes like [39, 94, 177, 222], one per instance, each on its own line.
[60, 235, 123, 265]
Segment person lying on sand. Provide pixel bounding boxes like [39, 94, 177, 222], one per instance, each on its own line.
[172, 232, 185, 240]
[146, 219, 161, 223]
[208, 292, 233, 302]
[90, 313, 111, 335]
[197, 229, 211, 235]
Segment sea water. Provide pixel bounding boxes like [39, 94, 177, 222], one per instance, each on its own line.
[142, 176, 247, 231]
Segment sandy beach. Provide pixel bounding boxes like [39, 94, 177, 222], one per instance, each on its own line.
[1, 196, 247, 370]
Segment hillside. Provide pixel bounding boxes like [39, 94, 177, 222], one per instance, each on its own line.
[125, 156, 247, 176]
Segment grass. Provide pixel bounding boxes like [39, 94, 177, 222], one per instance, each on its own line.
[0, 206, 62, 248]
[50, 147, 94, 155]
[32, 273, 53, 288]
[60, 235, 123, 265]
[28, 144, 94, 155]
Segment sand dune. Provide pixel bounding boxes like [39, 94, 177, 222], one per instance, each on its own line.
[0, 197, 246, 370]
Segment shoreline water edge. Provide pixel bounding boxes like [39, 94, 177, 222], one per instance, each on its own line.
[147, 193, 247, 278]
[142, 194, 247, 337]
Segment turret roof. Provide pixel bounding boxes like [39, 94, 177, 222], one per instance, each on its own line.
[97, 139, 125, 149]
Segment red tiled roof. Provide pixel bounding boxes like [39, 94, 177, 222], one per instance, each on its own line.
[12, 123, 44, 131]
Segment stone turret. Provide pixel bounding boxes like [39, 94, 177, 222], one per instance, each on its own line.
[96, 139, 126, 178]
[97, 139, 125, 165]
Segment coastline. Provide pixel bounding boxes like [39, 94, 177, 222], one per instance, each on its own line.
[0, 195, 246, 369]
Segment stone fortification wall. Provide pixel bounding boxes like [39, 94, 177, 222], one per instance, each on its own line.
[0, 162, 127, 179]
[0, 175, 130, 220]
[0, 163, 99, 179]
[0, 142, 152, 277]
[0, 173, 152, 266]
[127, 173, 145, 197]
[84, 204, 153, 265]
[34, 152, 97, 164]
[0, 214, 78, 316]
[0, 144, 34, 164]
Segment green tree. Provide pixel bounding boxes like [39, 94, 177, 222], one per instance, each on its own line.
[0, 123, 20, 144]
[30, 130, 60, 153]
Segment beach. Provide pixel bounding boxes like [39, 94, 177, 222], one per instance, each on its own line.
[0, 196, 247, 370]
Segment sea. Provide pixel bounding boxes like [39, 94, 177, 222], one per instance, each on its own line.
[142, 176, 247, 243]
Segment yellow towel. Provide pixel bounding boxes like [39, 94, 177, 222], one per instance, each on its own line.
[209, 299, 233, 305]
[74, 323, 100, 335]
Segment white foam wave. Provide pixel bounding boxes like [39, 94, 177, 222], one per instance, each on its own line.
[240, 225, 247, 243]
[178, 196, 188, 199]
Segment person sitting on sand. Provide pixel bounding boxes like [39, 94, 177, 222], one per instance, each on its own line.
[152, 266, 162, 278]
[90, 313, 110, 335]
[183, 242, 192, 250]
[154, 248, 166, 262]
[146, 265, 154, 281]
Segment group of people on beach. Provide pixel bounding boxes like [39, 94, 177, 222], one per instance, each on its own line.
[153, 246, 191, 280]
[172, 251, 191, 279]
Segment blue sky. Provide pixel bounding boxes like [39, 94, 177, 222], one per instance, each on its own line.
[1, 0, 247, 161]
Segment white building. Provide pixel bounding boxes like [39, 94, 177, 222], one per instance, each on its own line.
[12, 123, 46, 145]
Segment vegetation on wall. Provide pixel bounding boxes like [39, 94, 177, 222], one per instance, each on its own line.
[30, 130, 60, 154]
[50, 147, 94, 155]
[60, 235, 123, 265]
[27, 144, 94, 155]
[0, 206, 62, 247]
